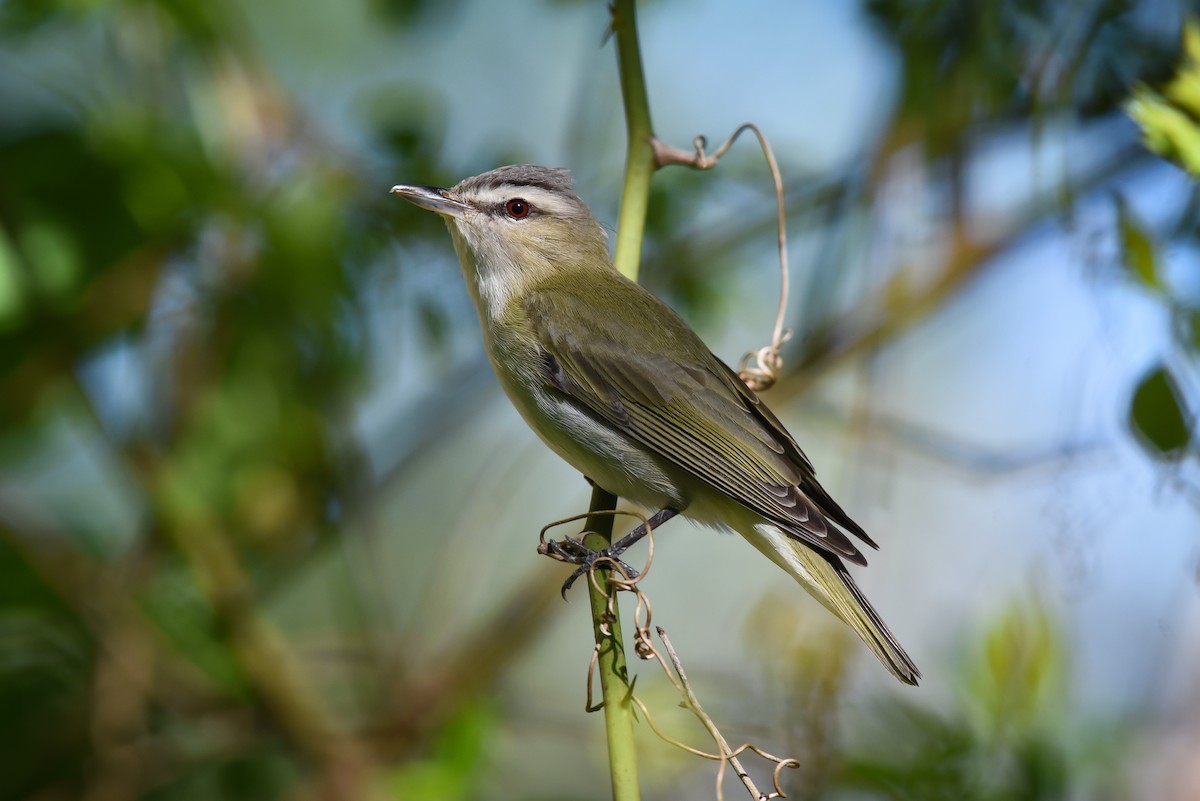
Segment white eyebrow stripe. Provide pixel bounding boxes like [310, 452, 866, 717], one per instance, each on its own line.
[467, 185, 580, 218]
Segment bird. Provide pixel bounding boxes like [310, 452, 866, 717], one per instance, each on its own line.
[391, 164, 920, 685]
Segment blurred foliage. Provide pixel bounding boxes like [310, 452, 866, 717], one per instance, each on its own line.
[837, 604, 1115, 801]
[384, 702, 494, 801]
[1130, 363, 1191, 458]
[0, 536, 92, 798]
[0, 0, 441, 796]
[866, 0, 1181, 148]
[1113, 167, 1198, 464]
[1122, 18, 1200, 466]
[1129, 19, 1200, 176]
[0, 0, 1193, 799]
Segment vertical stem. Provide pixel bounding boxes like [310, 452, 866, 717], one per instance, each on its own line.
[582, 486, 640, 801]
[584, 1, 657, 799]
[612, 0, 656, 282]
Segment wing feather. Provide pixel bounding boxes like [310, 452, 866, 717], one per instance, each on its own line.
[526, 282, 873, 564]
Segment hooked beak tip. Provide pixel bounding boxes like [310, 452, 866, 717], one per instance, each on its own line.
[390, 183, 469, 217]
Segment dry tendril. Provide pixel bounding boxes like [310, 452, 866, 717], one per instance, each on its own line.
[650, 123, 793, 393]
[540, 509, 801, 800]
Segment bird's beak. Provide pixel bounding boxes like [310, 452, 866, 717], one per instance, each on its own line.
[390, 184, 471, 218]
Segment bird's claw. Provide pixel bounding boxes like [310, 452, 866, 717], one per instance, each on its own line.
[537, 536, 640, 598]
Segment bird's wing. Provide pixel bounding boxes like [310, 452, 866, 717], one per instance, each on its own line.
[525, 280, 875, 565]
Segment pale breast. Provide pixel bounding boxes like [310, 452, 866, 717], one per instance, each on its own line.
[486, 330, 686, 511]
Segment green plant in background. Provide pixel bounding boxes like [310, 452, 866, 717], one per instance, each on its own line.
[0, 0, 1195, 799]
[385, 703, 495, 801]
[1129, 20, 1200, 176]
[0, 1, 416, 797]
[837, 603, 1120, 801]
[1123, 21, 1200, 467]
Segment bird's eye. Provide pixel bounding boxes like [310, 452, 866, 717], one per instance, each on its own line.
[504, 198, 531, 219]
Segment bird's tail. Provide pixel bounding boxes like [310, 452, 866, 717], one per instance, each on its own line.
[740, 523, 921, 685]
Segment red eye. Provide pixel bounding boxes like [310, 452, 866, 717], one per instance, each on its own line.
[504, 198, 531, 219]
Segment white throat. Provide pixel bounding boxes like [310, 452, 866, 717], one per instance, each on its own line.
[445, 220, 520, 323]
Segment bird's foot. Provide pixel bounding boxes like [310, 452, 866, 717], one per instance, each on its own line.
[538, 507, 680, 597]
[537, 535, 640, 598]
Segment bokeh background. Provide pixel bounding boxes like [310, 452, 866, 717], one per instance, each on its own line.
[2, 0, 1199, 799]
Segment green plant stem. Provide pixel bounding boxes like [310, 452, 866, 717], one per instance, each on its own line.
[583, 1, 657, 799]
[612, 0, 656, 282]
[581, 486, 640, 801]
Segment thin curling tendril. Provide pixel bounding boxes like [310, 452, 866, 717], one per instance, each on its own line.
[542, 504, 801, 800]
[650, 123, 793, 392]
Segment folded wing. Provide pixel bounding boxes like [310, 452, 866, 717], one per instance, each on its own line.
[525, 280, 877, 566]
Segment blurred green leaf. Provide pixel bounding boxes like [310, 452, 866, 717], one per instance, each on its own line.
[1170, 21, 1200, 116]
[1187, 309, 1200, 349]
[1128, 90, 1200, 176]
[20, 218, 83, 306]
[1129, 19, 1200, 175]
[1129, 364, 1192, 458]
[0, 225, 27, 330]
[971, 602, 1063, 735]
[385, 702, 495, 801]
[1114, 196, 1160, 288]
[141, 564, 247, 697]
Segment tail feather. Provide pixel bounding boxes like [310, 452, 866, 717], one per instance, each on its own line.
[740, 523, 921, 685]
[826, 556, 921, 685]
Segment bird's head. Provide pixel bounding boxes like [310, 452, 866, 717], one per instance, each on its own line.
[391, 165, 611, 317]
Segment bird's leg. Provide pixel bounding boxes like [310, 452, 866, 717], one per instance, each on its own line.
[609, 506, 679, 554]
[539, 507, 680, 596]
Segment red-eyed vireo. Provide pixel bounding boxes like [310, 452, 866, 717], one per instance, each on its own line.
[391, 165, 919, 685]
